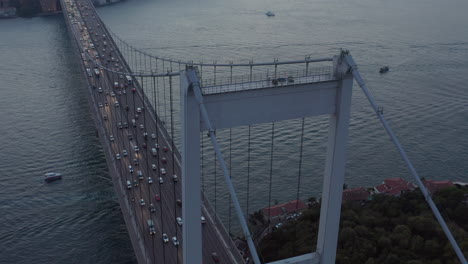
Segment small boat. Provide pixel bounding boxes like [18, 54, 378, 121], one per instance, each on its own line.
[265, 11, 275, 17]
[379, 66, 389, 73]
[44, 172, 62, 182]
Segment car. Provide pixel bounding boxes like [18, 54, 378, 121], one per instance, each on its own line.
[118, 122, 123, 129]
[275, 223, 283, 229]
[211, 252, 220, 263]
[117, 91, 121, 96]
[111, 92, 115, 97]
[133, 180, 138, 187]
[173, 174, 178, 182]
[159, 177, 164, 184]
[163, 146, 169, 152]
[128, 165, 133, 173]
[154, 143, 159, 150]
[123, 122, 128, 128]
[134, 145, 139, 152]
[151, 148, 158, 156]
[150, 203, 156, 213]
[110, 135, 114, 141]
[151, 133, 156, 139]
[160, 168, 166, 175]
[132, 119, 136, 127]
[148, 177, 153, 184]
[176, 199, 182, 207]
[140, 124, 144, 130]
[114, 81, 118, 88]
[143, 132, 148, 138]
[140, 199, 145, 206]
[201, 216, 206, 224]
[128, 134, 133, 140]
[126, 180, 132, 189]
[135, 114, 139, 120]
[176, 217, 182, 226]
[152, 164, 157, 170]
[161, 157, 167, 164]
[142, 143, 147, 149]
[132, 88, 136, 93]
[98, 87, 102, 93]
[155, 194, 160, 201]
[147, 219, 155, 235]
[116, 154, 121, 160]
[162, 233, 169, 243]
[133, 158, 139, 166]
[98, 103, 103, 108]
[137, 107, 142, 113]
[172, 236, 179, 246]
[122, 149, 128, 156]
[137, 170, 143, 180]
[114, 101, 119, 107]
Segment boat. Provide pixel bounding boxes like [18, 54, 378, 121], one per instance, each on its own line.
[265, 11, 275, 17]
[379, 66, 389, 73]
[44, 172, 62, 182]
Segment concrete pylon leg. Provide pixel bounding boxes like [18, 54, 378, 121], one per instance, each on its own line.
[316, 75, 353, 264]
[181, 72, 202, 264]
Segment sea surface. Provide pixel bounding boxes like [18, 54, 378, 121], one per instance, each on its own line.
[0, 0, 467, 262]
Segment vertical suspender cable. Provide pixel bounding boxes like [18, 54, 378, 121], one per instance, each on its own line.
[201, 132, 205, 193]
[246, 125, 251, 216]
[267, 122, 275, 225]
[296, 118, 305, 207]
[214, 144, 217, 214]
[228, 128, 232, 234]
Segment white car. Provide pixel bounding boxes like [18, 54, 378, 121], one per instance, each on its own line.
[176, 217, 182, 226]
[140, 199, 145, 206]
[116, 154, 121, 160]
[159, 177, 164, 184]
[173, 174, 178, 182]
[152, 164, 157, 170]
[111, 92, 115, 97]
[128, 165, 133, 173]
[172, 236, 179, 246]
[160, 168, 166, 175]
[162, 233, 169, 243]
[140, 124, 144, 130]
[151, 133, 156, 139]
[148, 177, 153, 184]
[137, 107, 142, 113]
[201, 216, 206, 224]
[110, 135, 114, 141]
[134, 145, 139, 152]
[122, 150, 128, 156]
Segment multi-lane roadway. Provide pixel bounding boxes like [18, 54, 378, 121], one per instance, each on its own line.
[61, 0, 242, 263]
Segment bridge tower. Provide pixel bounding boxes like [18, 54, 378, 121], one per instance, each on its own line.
[180, 52, 354, 264]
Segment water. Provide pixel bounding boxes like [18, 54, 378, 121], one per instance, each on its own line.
[1, 0, 467, 262]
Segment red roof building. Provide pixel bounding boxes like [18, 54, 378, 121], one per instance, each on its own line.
[374, 177, 415, 197]
[423, 180, 454, 194]
[342, 187, 370, 202]
[262, 200, 307, 218]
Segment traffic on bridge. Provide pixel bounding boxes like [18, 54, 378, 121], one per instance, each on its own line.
[61, 0, 242, 262]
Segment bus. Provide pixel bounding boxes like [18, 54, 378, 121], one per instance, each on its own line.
[126, 75, 133, 84]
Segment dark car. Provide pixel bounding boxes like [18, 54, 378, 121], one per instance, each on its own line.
[211, 252, 220, 263]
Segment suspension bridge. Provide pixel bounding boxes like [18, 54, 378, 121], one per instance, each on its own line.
[58, 0, 467, 263]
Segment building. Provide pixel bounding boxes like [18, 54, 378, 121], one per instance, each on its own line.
[342, 187, 370, 202]
[374, 177, 415, 197]
[262, 200, 307, 218]
[423, 180, 454, 194]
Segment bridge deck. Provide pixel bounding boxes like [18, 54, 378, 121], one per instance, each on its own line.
[60, 0, 243, 263]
